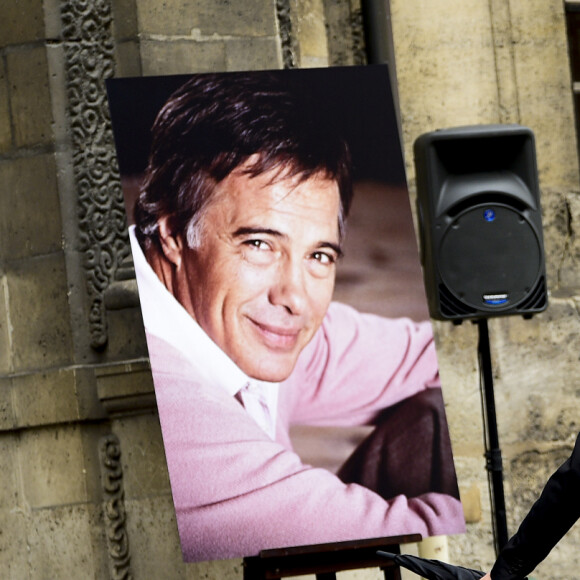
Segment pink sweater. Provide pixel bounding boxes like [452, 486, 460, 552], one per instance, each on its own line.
[148, 302, 465, 562]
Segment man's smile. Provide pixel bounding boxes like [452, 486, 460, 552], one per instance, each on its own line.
[247, 317, 302, 351]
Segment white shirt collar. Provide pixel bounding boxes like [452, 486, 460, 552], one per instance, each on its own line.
[129, 226, 279, 433]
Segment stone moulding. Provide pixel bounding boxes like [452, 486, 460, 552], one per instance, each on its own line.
[95, 360, 156, 417]
[350, 5, 366, 66]
[276, 0, 297, 68]
[60, 0, 131, 351]
[100, 433, 133, 580]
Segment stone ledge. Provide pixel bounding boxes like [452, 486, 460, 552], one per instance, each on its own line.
[0, 365, 107, 431]
[95, 359, 156, 417]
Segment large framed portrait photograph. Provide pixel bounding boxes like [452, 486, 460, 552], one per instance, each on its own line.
[107, 65, 465, 563]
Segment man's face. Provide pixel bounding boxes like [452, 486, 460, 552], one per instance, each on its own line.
[165, 165, 342, 382]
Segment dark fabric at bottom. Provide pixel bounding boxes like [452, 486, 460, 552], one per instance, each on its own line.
[490, 431, 580, 580]
[337, 388, 460, 500]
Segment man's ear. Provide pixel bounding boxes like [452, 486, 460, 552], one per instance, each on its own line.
[157, 217, 185, 268]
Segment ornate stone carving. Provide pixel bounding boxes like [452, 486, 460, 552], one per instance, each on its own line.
[350, 5, 367, 66]
[61, 0, 130, 350]
[275, 0, 297, 69]
[99, 434, 132, 579]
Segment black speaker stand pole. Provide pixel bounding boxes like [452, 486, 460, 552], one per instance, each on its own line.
[476, 318, 509, 555]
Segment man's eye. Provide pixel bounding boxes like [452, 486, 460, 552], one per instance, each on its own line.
[245, 239, 270, 251]
[241, 239, 277, 265]
[312, 252, 335, 265]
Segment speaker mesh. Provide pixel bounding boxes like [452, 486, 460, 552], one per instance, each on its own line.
[438, 284, 477, 318]
[518, 276, 547, 311]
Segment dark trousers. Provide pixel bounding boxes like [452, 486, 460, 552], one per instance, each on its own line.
[337, 388, 460, 500]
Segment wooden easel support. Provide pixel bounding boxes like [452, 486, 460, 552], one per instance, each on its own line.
[243, 534, 422, 580]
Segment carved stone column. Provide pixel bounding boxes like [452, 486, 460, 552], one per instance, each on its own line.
[60, 0, 131, 351]
[99, 433, 133, 580]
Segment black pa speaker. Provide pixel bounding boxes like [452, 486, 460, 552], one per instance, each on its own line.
[414, 124, 547, 321]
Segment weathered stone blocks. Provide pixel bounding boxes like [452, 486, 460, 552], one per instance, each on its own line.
[0, 155, 62, 262]
[140, 39, 226, 75]
[26, 504, 107, 579]
[10, 368, 81, 428]
[0, 59, 10, 153]
[0, 0, 45, 46]
[19, 424, 88, 508]
[136, 0, 278, 37]
[6, 47, 53, 148]
[6, 252, 73, 372]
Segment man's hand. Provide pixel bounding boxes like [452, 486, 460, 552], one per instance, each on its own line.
[480, 573, 492, 580]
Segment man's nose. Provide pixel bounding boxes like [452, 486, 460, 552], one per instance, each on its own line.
[268, 257, 307, 315]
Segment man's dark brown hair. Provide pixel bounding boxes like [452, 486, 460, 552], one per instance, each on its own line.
[134, 71, 353, 253]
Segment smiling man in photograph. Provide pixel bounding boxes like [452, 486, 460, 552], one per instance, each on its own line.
[127, 70, 465, 562]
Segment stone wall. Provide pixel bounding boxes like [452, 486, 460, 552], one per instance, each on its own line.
[392, 0, 580, 576]
[0, 0, 578, 578]
[0, 0, 173, 578]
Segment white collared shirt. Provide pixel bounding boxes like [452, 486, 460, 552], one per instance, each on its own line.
[129, 226, 279, 439]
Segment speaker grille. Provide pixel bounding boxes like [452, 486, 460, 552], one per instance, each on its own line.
[438, 284, 477, 318]
[438, 276, 547, 320]
[518, 276, 548, 311]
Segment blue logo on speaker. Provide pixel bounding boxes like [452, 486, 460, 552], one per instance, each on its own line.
[483, 208, 496, 222]
[483, 293, 509, 306]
